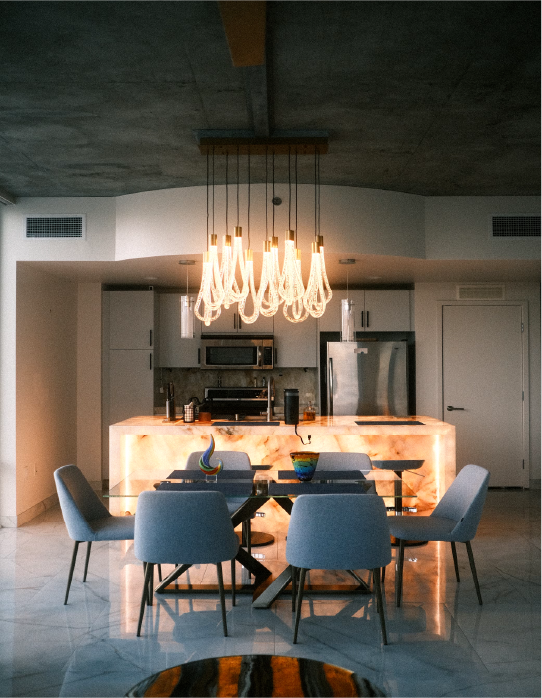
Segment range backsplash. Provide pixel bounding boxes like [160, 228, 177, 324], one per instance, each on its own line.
[154, 367, 318, 416]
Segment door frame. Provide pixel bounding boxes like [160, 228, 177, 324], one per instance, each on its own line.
[436, 300, 530, 487]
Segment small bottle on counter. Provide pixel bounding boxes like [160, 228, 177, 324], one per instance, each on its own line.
[303, 401, 316, 421]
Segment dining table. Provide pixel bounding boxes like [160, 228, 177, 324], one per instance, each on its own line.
[105, 467, 418, 608]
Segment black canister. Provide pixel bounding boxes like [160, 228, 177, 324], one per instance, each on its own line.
[284, 388, 300, 425]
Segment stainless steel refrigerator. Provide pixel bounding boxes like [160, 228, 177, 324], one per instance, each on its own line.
[327, 341, 409, 416]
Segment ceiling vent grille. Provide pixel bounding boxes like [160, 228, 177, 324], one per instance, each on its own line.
[456, 284, 505, 300]
[25, 215, 85, 239]
[491, 215, 540, 237]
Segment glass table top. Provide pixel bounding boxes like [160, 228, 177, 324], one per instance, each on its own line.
[105, 467, 417, 501]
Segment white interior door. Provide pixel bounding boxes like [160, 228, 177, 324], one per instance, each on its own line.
[442, 304, 525, 487]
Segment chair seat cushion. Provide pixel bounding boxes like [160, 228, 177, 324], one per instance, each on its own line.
[90, 515, 135, 541]
[388, 515, 457, 542]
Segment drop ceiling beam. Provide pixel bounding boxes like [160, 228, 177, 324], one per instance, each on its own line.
[218, 1, 267, 67]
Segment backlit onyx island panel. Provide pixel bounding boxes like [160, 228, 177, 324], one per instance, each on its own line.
[109, 416, 455, 513]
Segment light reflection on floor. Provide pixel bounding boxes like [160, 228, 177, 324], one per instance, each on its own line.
[0, 490, 539, 697]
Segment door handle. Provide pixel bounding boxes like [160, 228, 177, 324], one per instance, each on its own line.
[328, 357, 334, 416]
[446, 406, 465, 411]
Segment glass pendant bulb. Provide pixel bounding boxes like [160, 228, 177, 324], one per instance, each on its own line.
[238, 249, 260, 323]
[222, 226, 248, 307]
[259, 237, 281, 317]
[279, 230, 305, 304]
[318, 236, 333, 304]
[219, 234, 233, 308]
[282, 245, 308, 323]
[195, 249, 222, 326]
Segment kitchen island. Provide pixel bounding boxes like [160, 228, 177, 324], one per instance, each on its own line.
[109, 415, 455, 513]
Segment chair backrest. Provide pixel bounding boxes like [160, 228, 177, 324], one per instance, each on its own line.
[286, 494, 391, 571]
[316, 452, 371, 473]
[185, 450, 251, 470]
[54, 465, 111, 541]
[134, 490, 239, 565]
[432, 464, 490, 541]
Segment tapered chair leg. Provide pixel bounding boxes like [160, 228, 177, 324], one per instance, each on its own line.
[64, 541, 81, 605]
[137, 563, 153, 637]
[381, 564, 386, 584]
[231, 558, 236, 607]
[147, 563, 154, 606]
[373, 568, 388, 645]
[217, 562, 228, 637]
[291, 565, 297, 612]
[465, 541, 483, 605]
[373, 569, 381, 614]
[396, 539, 405, 607]
[82, 542, 92, 582]
[293, 568, 307, 644]
[451, 541, 460, 582]
[157, 564, 162, 582]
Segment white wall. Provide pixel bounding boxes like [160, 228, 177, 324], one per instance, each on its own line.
[425, 197, 540, 260]
[77, 283, 102, 486]
[115, 185, 426, 259]
[0, 198, 115, 524]
[15, 265, 77, 520]
[414, 281, 541, 481]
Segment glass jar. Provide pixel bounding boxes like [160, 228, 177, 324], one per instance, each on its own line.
[303, 401, 316, 421]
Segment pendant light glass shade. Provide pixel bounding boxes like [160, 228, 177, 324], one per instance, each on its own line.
[341, 298, 355, 342]
[258, 237, 281, 317]
[238, 248, 260, 323]
[195, 235, 223, 326]
[180, 295, 195, 338]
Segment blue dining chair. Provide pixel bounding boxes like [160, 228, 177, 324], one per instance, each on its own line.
[134, 490, 239, 637]
[54, 464, 135, 604]
[389, 463, 490, 606]
[286, 494, 392, 645]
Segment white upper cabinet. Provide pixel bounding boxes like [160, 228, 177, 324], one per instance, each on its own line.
[362, 290, 412, 332]
[157, 293, 200, 368]
[109, 290, 155, 349]
[201, 306, 274, 335]
[318, 290, 412, 333]
[274, 311, 318, 367]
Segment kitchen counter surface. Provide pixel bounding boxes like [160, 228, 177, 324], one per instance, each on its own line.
[109, 415, 455, 513]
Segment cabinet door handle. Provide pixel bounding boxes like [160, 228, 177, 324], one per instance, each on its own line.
[446, 406, 465, 411]
[149, 353, 153, 370]
[198, 348, 201, 364]
[361, 311, 364, 328]
[234, 313, 237, 330]
[149, 329, 153, 347]
[366, 311, 370, 328]
[274, 348, 277, 366]
[238, 315, 242, 330]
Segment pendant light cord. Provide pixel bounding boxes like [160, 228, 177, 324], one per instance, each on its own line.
[265, 148, 268, 240]
[288, 146, 291, 231]
[295, 149, 298, 245]
[272, 150, 275, 238]
[225, 152, 228, 233]
[236, 146, 240, 226]
[247, 149, 251, 247]
[206, 150, 209, 250]
[212, 147, 215, 237]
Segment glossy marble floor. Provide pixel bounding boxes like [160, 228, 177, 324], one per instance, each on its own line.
[0, 490, 539, 697]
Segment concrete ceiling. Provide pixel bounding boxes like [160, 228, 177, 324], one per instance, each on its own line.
[0, 1, 540, 200]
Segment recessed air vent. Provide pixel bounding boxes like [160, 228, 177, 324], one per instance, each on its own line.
[456, 284, 505, 300]
[25, 215, 85, 239]
[491, 215, 540, 237]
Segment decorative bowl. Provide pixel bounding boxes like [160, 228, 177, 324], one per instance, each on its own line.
[290, 452, 320, 481]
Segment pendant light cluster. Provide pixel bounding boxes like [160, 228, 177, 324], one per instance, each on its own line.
[194, 145, 332, 326]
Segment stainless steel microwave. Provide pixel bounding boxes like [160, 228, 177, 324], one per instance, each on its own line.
[200, 336, 274, 370]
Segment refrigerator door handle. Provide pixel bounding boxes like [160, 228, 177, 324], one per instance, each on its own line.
[328, 357, 334, 416]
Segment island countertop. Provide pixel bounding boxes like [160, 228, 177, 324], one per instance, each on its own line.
[109, 415, 455, 512]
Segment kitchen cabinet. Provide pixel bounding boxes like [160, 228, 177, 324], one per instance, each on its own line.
[158, 293, 200, 367]
[318, 290, 412, 333]
[109, 350, 154, 424]
[201, 305, 274, 335]
[109, 290, 155, 349]
[274, 310, 318, 367]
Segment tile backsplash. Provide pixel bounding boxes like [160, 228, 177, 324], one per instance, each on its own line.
[154, 367, 318, 416]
